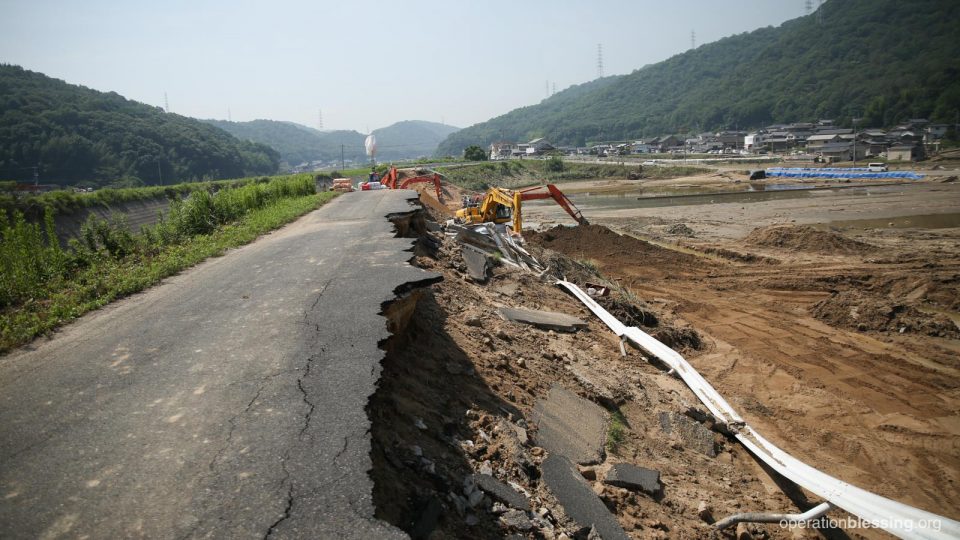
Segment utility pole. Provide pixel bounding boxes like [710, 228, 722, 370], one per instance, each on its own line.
[33, 165, 39, 187]
[340, 144, 345, 171]
[157, 158, 163, 185]
[852, 117, 859, 166]
[597, 44, 604, 79]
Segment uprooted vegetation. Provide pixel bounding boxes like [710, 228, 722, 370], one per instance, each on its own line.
[367, 212, 808, 539]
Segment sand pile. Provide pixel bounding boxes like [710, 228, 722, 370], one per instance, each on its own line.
[744, 224, 875, 254]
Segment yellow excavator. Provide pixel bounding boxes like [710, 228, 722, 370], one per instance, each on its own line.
[455, 184, 588, 233]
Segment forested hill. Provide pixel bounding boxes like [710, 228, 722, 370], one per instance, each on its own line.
[372, 120, 459, 160]
[0, 65, 280, 186]
[205, 119, 367, 166]
[436, 0, 960, 155]
[206, 119, 460, 165]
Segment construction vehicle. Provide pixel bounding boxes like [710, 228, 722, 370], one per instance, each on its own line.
[361, 166, 444, 202]
[455, 184, 588, 233]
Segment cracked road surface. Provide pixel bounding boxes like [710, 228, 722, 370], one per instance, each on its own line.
[0, 190, 439, 539]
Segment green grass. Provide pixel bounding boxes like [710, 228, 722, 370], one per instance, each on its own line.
[607, 408, 628, 453]
[0, 174, 307, 220]
[0, 178, 337, 353]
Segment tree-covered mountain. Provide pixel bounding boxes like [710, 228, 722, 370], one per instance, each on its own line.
[204, 119, 367, 166]
[207, 119, 459, 166]
[0, 65, 280, 186]
[436, 0, 960, 155]
[372, 120, 459, 160]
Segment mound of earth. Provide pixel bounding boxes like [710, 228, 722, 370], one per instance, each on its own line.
[811, 291, 960, 338]
[527, 225, 700, 270]
[596, 295, 659, 328]
[665, 223, 695, 237]
[744, 225, 875, 254]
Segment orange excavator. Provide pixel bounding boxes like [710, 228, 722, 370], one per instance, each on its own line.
[375, 166, 444, 202]
[455, 184, 588, 233]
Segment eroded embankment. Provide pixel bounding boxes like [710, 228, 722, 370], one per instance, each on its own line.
[365, 212, 835, 539]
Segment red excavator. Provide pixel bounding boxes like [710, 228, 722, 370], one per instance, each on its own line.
[364, 166, 444, 202]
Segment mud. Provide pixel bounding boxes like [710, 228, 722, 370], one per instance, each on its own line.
[368, 176, 959, 539]
[521, 178, 960, 532]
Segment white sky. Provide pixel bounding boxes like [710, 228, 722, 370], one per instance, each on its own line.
[0, 0, 806, 132]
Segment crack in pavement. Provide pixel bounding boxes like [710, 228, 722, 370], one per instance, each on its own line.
[263, 483, 294, 540]
[303, 280, 333, 320]
[296, 358, 316, 441]
[208, 367, 289, 472]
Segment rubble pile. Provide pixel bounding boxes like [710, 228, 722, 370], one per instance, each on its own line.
[369, 209, 813, 539]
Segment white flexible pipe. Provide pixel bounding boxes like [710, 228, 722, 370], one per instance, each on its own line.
[557, 280, 960, 539]
[715, 501, 834, 530]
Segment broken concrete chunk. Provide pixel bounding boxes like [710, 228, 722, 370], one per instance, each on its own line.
[603, 463, 662, 496]
[472, 474, 530, 511]
[659, 411, 716, 457]
[541, 455, 630, 540]
[497, 307, 587, 332]
[500, 509, 534, 531]
[461, 244, 492, 282]
[533, 385, 608, 465]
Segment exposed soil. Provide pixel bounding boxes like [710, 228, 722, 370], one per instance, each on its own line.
[744, 225, 876, 255]
[520, 179, 960, 534]
[369, 177, 959, 539]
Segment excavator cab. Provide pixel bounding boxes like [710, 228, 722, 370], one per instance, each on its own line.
[454, 184, 587, 233]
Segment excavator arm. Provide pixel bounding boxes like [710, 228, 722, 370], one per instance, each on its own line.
[519, 184, 589, 227]
[398, 173, 443, 202]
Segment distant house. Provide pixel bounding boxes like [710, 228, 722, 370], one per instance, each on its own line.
[887, 144, 924, 161]
[512, 143, 530, 157]
[925, 124, 950, 140]
[865, 139, 889, 156]
[526, 138, 555, 155]
[489, 141, 513, 160]
[818, 142, 867, 162]
[807, 133, 841, 149]
[650, 135, 679, 151]
[743, 132, 763, 152]
[631, 142, 653, 154]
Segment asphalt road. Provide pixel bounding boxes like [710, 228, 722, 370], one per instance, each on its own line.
[0, 190, 439, 539]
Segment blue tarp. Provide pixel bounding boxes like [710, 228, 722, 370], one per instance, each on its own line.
[768, 167, 872, 172]
[765, 168, 923, 180]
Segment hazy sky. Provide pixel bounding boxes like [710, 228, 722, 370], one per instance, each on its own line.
[1, 0, 807, 132]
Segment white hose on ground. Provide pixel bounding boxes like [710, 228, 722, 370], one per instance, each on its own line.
[556, 280, 960, 540]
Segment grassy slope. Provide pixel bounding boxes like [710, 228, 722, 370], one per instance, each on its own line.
[0, 191, 337, 353]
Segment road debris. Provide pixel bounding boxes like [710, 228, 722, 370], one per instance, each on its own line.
[497, 306, 588, 332]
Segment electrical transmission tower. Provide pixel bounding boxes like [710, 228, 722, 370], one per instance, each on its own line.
[691, 30, 696, 49]
[552, 82, 556, 96]
[164, 92, 169, 113]
[318, 109, 324, 130]
[805, 0, 813, 15]
[597, 43, 604, 78]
